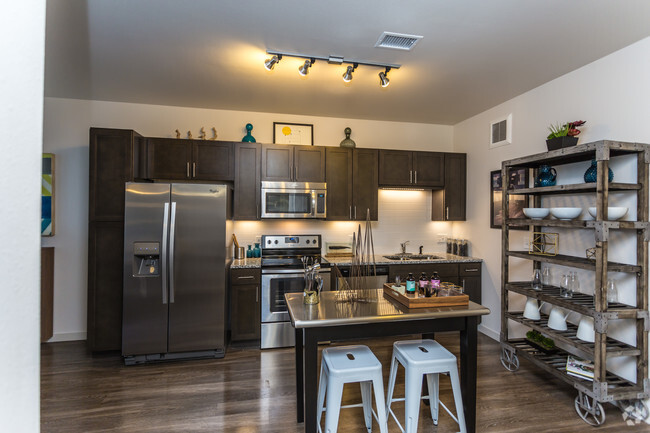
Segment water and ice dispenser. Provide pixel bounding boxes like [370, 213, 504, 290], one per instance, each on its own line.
[132, 242, 160, 276]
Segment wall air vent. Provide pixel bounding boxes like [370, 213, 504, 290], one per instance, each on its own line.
[490, 114, 512, 148]
[375, 32, 423, 51]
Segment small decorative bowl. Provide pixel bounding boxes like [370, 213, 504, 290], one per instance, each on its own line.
[550, 207, 582, 220]
[523, 208, 550, 220]
[587, 207, 628, 221]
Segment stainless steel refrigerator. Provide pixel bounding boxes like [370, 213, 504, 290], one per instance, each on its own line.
[122, 183, 232, 364]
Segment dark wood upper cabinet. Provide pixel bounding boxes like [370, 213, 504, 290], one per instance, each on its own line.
[89, 128, 142, 221]
[325, 148, 353, 220]
[352, 149, 378, 221]
[147, 138, 192, 180]
[378, 150, 413, 186]
[413, 151, 444, 187]
[192, 141, 235, 181]
[261, 144, 325, 182]
[234, 143, 261, 220]
[146, 138, 234, 181]
[295, 146, 325, 182]
[326, 148, 378, 221]
[379, 150, 444, 187]
[432, 153, 466, 221]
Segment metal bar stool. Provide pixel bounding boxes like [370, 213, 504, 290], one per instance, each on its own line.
[385, 339, 466, 433]
[317, 345, 388, 433]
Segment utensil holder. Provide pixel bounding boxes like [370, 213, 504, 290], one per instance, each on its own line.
[234, 246, 245, 259]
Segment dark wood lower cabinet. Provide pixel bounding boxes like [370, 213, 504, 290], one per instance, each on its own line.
[87, 221, 125, 351]
[229, 268, 261, 342]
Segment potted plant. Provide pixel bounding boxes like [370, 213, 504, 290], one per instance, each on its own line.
[546, 120, 586, 151]
[525, 330, 557, 354]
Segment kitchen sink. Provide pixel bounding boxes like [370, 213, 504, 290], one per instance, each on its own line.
[383, 254, 443, 261]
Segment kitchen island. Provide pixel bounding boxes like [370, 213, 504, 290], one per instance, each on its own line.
[287, 289, 490, 433]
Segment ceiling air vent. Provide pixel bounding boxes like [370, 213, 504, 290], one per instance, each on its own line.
[375, 32, 423, 51]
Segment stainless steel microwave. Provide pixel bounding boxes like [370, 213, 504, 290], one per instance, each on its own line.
[260, 181, 327, 219]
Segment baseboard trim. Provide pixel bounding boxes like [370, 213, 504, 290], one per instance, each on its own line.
[47, 332, 87, 342]
[479, 324, 499, 341]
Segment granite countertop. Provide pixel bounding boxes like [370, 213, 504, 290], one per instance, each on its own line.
[324, 253, 482, 266]
[230, 254, 481, 269]
[230, 258, 261, 269]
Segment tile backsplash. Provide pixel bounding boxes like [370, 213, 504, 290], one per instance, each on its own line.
[233, 190, 454, 254]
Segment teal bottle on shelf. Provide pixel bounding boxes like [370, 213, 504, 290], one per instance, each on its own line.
[584, 159, 614, 183]
[242, 123, 256, 142]
[246, 245, 253, 258]
[253, 243, 261, 258]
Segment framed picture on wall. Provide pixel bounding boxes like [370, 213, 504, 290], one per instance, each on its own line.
[273, 122, 314, 145]
[490, 167, 528, 230]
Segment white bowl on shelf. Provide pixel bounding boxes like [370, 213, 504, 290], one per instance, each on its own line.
[550, 207, 582, 220]
[523, 208, 550, 220]
[587, 207, 628, 221]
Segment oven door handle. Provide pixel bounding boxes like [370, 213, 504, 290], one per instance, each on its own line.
[262, 270, 306, 276]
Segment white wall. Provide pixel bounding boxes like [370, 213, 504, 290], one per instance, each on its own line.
[0, 1, 45, 431]
[453, 37, 650, 385]
[41, 98, 454, 341]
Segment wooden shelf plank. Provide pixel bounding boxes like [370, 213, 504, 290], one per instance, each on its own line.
[506, 251, 641, 273]
[504, 339, 646, 400]
[505, 312, 641, 358]
[507, 182, 640, 196]
[505, 282, 640, 319]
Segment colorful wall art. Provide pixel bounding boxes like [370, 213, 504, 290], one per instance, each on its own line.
[42, 153, 55, 236]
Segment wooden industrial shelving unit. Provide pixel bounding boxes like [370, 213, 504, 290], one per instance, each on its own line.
[499, 140, 650, 425]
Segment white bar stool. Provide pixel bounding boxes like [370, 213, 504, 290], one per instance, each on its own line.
[317, 345, 388, 433]
[385, 339, 466, 433]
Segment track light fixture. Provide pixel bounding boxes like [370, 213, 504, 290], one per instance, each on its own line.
[264, 50, 400, 87]
[378, 67, 391, 87]
[298, 59, 314, 76]
[264, 54, 282, 71]
[342, 64, 357, 82]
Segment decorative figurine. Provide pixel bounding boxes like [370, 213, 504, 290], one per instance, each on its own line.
[187, 130, 193, 139]
[210, 127, 218, 140]
[242, 123, 256, 142]
[340, 127, 356, 148]
[175, 129, 181, 139]
[199, 127, 206, 140]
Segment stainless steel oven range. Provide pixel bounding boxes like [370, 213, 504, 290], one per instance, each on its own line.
[260, 234, 330, 349]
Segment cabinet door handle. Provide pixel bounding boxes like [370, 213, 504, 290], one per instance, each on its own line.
[350, 206, 352, 220]
[186, 162, 190, 178]
[256, 286, 259, 303]
[192, 162, 196, 178]
[446, 206, 449, 220]
[237, 275, 255, 280]
[354, 206, 357, 219]
[414, 170, 417, 184]
[464, 268, 479, 272]
[409, 170, 413, 184]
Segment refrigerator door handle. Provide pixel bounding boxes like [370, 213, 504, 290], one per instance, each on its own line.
[161, 202, 170, 304]
[169, 201, 177, 303]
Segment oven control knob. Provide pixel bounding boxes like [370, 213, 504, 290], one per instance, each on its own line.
[274, 240, 278, 244]
[306, 240, 310, 244]
[267, 240, 271, 244]
[313, 238, 317, 245]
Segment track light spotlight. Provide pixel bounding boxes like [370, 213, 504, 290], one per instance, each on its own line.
[264, 54, 281, 71]
[342, 64, 357, 83]
[379, 67, 391, 87]
[298, 59, 313, 76]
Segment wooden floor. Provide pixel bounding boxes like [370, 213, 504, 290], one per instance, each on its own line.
[41, 333, 648, 432]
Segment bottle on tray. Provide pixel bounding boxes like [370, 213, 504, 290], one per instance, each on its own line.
[406, 273, 416, 296]
[419, 272, 428, 296]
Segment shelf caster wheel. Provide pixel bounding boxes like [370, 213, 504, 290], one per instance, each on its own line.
[574, 392, 605, 426]
[500, 346, 519, 372]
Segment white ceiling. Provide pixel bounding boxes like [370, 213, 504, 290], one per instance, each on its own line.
[45, 0, 650, 125]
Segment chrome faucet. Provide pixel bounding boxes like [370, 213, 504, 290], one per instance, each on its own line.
[400, 241, 410, 254]
[419, 245, 424, 255]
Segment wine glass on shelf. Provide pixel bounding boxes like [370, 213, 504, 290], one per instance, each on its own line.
[542, 267, 551, 287]
[531, 269, 542, 291]
[560, 274, 572, 298]
[570, 272, 580, 295]
[607, 279, 618, 304]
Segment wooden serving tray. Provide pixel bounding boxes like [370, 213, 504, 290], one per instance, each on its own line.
[383, 284, 469, 308]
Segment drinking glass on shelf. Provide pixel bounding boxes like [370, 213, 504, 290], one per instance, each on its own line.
[560, 274, 573, 298]
[607, 279, 618, 304]
[570, 272, 580, 295]
[531, 269, 542, 291]
[542, 268, 551, 286]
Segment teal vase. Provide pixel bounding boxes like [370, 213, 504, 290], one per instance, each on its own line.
[242, 123, 256, 142]
[584, 159, 614, 183]
[535, 165, 557, 187]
